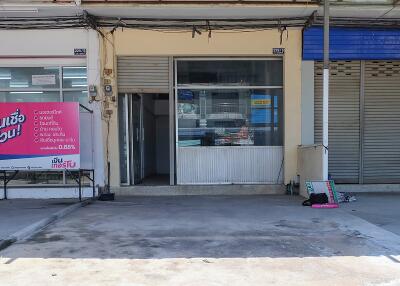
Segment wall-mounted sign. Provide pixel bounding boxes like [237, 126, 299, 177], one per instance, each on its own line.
[0, 102, 80, 170]
[273, 48, 285, 55]
[32, 74, 56, 86]
[74, 48, 86, 56]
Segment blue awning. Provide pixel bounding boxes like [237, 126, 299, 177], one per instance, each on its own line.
[303, 27, 400, 60]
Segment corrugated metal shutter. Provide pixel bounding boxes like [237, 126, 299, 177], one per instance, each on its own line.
[363, 61, 400, 183]
[117, 56, 170, 93]
[314, 61, 360, 183]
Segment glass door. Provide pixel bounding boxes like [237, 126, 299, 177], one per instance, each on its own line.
[130, 94, 143, 184]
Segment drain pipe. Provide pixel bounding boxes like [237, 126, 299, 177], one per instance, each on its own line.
[322, 0, 330, 181]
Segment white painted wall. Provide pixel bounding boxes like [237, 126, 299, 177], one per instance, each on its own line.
[0, 29, 88, 57]
[0, 29, 105, 198]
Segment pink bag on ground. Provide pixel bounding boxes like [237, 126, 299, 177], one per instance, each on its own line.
[311, 203, 339, 209]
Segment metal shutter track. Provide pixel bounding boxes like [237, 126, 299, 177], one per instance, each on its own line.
[117, 56, 170, 93]
[314, 61, 360, 183]
[363, 61, 400, 183]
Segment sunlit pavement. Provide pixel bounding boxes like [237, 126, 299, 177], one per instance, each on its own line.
[341, 193, 400, 236]
[1, 195, 400, 286]
[0, 199, 77, 240]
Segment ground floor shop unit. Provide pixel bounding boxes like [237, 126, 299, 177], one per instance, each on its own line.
[106, 29, 302, 188]
[0, 29, 105, 199]
[117, 57, 284, 186]
[303, 27, 400, 185]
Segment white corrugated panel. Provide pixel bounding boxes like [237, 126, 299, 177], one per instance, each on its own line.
[117, 56, 170, 93]
[363, 61, 400, 183]
[314, 61, 361, 183]
[177, 146, 284, 184]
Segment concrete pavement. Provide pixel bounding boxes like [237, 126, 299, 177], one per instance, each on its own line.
[341, 193, 400, 236]
[0, 199, 78, 240]
[0, 195, 399, 286]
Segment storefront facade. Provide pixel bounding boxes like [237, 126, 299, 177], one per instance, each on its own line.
[105, 29, 302, 188]
[0, 29, 105, 198]
[303, 27, 400, 184]
[1, 3, 400, 196]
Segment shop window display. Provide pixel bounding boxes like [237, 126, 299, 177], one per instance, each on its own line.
[177, 59, 283, 147]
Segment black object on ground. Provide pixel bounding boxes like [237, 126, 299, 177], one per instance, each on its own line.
[98, 193, 115, 201]
[302, 193, 329, 206]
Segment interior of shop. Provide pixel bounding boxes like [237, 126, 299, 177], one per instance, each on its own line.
[118, 93, 170, 186]
[141, 94, 170, 185]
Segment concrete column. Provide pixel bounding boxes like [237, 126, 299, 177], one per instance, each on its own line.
[87, 29, 105, 187]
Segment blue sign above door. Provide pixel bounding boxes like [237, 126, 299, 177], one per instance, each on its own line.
[303, 27, 400, 60]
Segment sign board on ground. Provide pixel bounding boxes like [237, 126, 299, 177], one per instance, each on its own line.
[0, 102, 80, 170]
[305, 180, 339, 204]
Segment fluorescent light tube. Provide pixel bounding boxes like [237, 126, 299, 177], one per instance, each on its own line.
[10, 91, 43, 94]
[63, 76, 87, 79]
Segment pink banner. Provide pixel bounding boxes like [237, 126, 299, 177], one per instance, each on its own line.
[0, 102, 80, 170]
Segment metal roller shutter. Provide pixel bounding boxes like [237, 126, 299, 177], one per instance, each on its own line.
[363, 61, 400, 183]
[314, 61, 361, 183]
[117, 56, 170, 93]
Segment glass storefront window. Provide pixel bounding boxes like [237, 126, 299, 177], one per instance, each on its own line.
[63, 90, 89, 107]
[0, 65, 88, 185]
[118, 95, 128, 184]
[0, 67, 60, 89]
[7, 172, 64, 186]
[0, 91, 60, 102]
[177, 59, 284, 147]
[177, 89, 283, 147]
[62, 67, 87, 88]
[177, 60, 283, 86]
[65, 171, 91, 185]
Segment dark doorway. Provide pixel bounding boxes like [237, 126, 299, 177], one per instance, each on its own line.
[119, 93, 170, 186]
